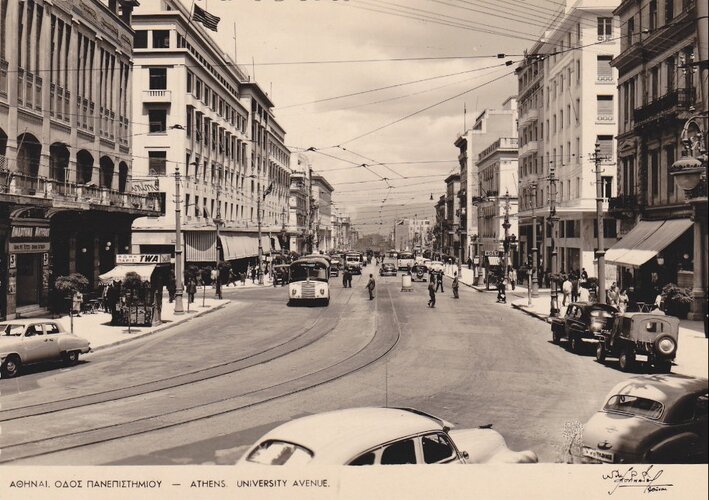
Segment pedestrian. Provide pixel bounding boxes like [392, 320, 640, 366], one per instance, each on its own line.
[618, 289, 629, 313]
[251, 265, 257, 284]
[579, 284, 590, 303]
[452, 271, 459, 299]
[571, 272, 579, 302]
[366, 274, 375, 300]
[167, 270, 176, 303]
[607, 282, 620, 308]
[496, 279, 506, 303]
[106, 282, 119, 316]
[562, 275, 573, 306]
[435, 270, 444, 293]
[427, 279, 436, 308]
[467, 257, 472, 270]
[508, 266, 517, 291]
[186, 278, 197, 303]
[342, 266, 349, 288]
[580, 268, 588, 286]
[240, 271, 246, 286]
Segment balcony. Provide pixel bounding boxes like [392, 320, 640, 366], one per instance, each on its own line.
[519, 108, 539, 127]
[608, 194, 640, 219]
[633, 88, 693, 127]
[0, 167, 160, 215]
[518, 140, 539, 158]
[142, 89, 172, 103]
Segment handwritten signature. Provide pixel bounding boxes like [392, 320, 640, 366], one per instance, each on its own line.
[602, 465, 673, 495]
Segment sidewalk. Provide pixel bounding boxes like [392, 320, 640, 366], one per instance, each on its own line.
[509, 287, 707, 378]
[57, 296, 231, 352]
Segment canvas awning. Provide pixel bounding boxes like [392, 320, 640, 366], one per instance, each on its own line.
[99, 264, 156, 284]
[185, 231, 217, 263]
[605, 219, 693, 268]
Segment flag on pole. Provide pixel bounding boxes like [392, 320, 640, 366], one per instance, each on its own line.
[193, 4, 220, 31]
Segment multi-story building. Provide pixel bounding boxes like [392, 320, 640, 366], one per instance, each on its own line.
[330, 211, 351, 251]
[130, 0, 287, 270]
[608, 0, 706, 316]
[444, 174, 461, 257]
[0, 0, 159, 319]
[476, 138, 519, 267]
[311, 174, 334, 253]
[517, 0, 621, 281]
[434, 195, 446, 255]
[454, 98, 518, 265]
[394, 217, 431, 252]
[287, 153, 310, 254]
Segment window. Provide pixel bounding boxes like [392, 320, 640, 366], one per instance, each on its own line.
[152, 30, 170, 49]
[597, 17, 612, 39]
[651, 66, 659, 101]
[148, 151, 167, 176]
[43, 323, 61, 335]
[597, 55, 613, 81]
[148, 109, 167, 133]
[597, 95, 614, 121]
[186, 71, 193, 93]
[194, 196, 200, 217]
[597, 135, 613, 159]
[627, 17, 635, 45]
[649, 0, 658, 30]
[380, 439, 417, 465]
[666, 57, 675, 91]
[134, 30, 148, 48]
[245, 441, 313, 465]
[602, 176, 613, 199]
[349, 452, 376, 466]
[665, 146, 675, 197]
[149, 68, 167, 90]
[665, 0, 674, 22]
[186, 107, 192, 138]
[422, 434, 456, 464]
[651, 149, 660, 196]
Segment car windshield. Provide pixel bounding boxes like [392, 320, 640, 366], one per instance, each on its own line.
[398, 252, 414, 259]
[290, 262, 329, 282]
[604, 394, 664, 420]
[246, 440, 313, 465]
[1, 324, 25, 336]
[590, 309, 614, 318]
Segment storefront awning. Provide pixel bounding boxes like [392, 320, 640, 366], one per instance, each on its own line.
[99, 264, 156, 284]
[185, 231, 217, 263]
[605, 219, 693, 268]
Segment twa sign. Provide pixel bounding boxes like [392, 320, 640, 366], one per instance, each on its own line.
[116, 254, 171, 264]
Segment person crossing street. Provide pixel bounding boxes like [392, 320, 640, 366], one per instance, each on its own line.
[366, 274, 375, 300]
[435, 270, 444, 293]
[452, 272, 459, 299]
[427, 278, 436, 308]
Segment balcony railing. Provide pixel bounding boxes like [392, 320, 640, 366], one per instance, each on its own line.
[142, 89, 172, 103]
[608, 194, 640, 217]
[0, 167, 160, 213]
[633, 88, 692, 124]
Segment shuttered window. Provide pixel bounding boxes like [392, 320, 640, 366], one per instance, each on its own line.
[597, 95, 614, 120]
[597, 55, 613, 81]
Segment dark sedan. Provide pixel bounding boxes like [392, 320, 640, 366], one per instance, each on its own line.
[379, 263, 397, 277]
[550, 302, 617, 353]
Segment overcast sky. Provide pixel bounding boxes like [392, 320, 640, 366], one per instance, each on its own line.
[181, 0, 567, 235]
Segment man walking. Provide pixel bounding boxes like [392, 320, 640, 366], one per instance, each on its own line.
[366, 274, 375, 300]
[562, 275, 572, 306]
[452, 271, 459, 299]
[428, 278, 436, 308]
[435, 270, 444, 293]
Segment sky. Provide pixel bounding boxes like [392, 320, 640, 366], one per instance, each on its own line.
[180, 0, 569, 236]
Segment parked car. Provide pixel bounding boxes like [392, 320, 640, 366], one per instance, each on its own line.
[272, 264, 291, 286]
[379, 263, 397, 277]
[581, 375, 708, 464]
[550, 302, 617, 353]
[237, 407, 538, 465]
[596, 312, 679, 372]
[0, 320, 91, 378]
[411, 265, 428, 282]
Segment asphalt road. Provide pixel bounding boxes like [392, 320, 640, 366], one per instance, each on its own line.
[0, 263, 631, 465]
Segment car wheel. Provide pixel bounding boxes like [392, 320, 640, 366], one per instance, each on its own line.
[596, 343, 606, 362]
[63, 350, 80, 366]
[570, 335, 582, 354]
[552, 328, 561, 345]
[619, 347, 635, 372]
[1, 355, 21, 378]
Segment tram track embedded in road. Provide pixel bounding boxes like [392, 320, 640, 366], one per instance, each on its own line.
[0, 283, 402, 464]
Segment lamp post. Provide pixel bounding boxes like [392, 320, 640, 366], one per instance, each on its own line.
[528, 179, 539, 299]
[214, 165, 223, 299]
[548, 163, 560, 317]
[173, 164, 185, 314]
[502, 190, 511, 285]
[670, 115, 708, 337]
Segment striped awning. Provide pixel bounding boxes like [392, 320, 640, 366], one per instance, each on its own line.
[605, 219, 693, 268]
[185, 231, 217, 262]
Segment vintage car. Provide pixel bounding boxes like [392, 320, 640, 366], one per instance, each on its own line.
[429, 260, 445, 272]
[411, 265, 428, 282]
[422, 259, 432, 270]
[271, 264, 291, 286]
[237, 407, 538, 465]
[596, 312, 679, 373]
[330, 257, 342, 271]
[550, 302, 617, 353]
[379, 263, 397, 277]
[0, 320, 91, 378]
[580, 375, 708, 464]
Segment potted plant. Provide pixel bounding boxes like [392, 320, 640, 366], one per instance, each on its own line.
[661, 283, 693, 319]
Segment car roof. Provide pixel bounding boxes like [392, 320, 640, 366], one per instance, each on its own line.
[571, 302, 617, 311]
[0, 319, 55, 325]
[606, 375, 708, 408]
[253, 408, 447, 463]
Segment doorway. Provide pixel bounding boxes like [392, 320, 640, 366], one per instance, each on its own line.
[16, 253, 42, 307]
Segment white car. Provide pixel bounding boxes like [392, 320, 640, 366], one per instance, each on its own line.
[0, 320, 91, 378]
[429, 261, 445, 272]
[237, 407, 538, 465]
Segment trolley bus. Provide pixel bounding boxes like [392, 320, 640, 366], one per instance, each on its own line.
[396, 251, 415, 271]
[288, 255, 331, 306]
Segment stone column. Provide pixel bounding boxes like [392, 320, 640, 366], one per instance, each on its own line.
[4, 0, 20, 168]
[688, 201, 707, 322]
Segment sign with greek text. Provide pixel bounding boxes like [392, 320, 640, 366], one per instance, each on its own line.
[116, 254, 171, 264]
[9, 242, 51, 253]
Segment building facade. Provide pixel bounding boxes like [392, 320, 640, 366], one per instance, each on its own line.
[476, 137, 519, 266]
[517, 0, 621, 281]
[608, 0, 706, 316]
[454, 98, 518, 265]
[287, 153, 310, 254]
[130, 0, 287, 271]
[311, 174, 333, 253]
[0, 0, 159, 319]
[444, 173, 461, 258]
[394, 217, 431, 252]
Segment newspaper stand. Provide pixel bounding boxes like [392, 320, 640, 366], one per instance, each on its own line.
[401, 273, 413, 292]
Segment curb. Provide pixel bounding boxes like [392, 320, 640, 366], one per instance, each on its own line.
[91, 300, 232, 353]
[511, 302, 550, 323]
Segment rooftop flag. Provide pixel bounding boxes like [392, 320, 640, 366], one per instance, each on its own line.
[193, 4, 220, 32]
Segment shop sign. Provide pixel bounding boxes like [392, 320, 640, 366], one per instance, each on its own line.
[116, 254, 171, 264]
[131, 179, 160, 193]
[484, 250, 501, 257]
[9, 242, 51, 253]
[10, 226, 50, 239]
